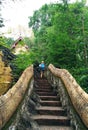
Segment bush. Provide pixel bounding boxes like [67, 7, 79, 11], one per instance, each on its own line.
[12, 53, 32, 81]
[70, 67, 88, 93]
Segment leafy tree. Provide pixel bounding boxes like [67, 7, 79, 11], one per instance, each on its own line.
[0, 36, 14, 48]
[28, 1, 88, 92]
[23, 37, 34, 48]
[12, 53, 32, 79]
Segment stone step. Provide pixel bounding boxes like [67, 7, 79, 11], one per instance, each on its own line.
[36, 79, 47, 82]
[33, 76, 72, 128]
[36, 81, 49, 84]
[36, 91, 56, 96]
[36, 106, 67, 116]
[37, 82, 50, 85]
[32, 115, 70, 126]
[34, 88, 52, 92]
[39, 126, 73, 130]
[39, 100, 61, 106]
[37, 81, 50, 84]
[37, 87, 51, 89]
[38, 86, 51, 89]
[39, 96, 60, 101]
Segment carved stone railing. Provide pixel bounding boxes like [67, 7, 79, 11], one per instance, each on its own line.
[0, 65, 33, 130]
[46, 64, 88, 130]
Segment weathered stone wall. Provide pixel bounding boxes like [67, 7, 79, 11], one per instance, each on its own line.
[0, 65, 33, 130]
[0, 51, 12, 96]
[8, 83, 40, 130]
[46, 64, 88, 130]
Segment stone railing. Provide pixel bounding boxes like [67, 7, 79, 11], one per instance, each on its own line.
[46, 64, 88, 130]
[0, 65, 33, 130]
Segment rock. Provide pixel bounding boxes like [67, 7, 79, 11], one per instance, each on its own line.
[0, 45, 16, 95]
[0, 45, 16, 65]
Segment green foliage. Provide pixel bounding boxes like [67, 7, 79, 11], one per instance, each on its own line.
[12, 53, 32, 79]
[0, 37, 6, 46]
[23, 37, 34, 48]
[18, 40, 25, 46]
[0, 36, 14, 48]
[28, 1, 88, 93]
[70, 67, 88, 93]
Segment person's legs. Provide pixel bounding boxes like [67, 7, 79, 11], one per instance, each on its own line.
[40, 70, 43, 78]
[40, 70, 44, 78]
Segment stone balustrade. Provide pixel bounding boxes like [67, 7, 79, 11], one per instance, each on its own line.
[46, 64, 88, 130]
[0, 65, 33, 129]
[0, 63, 88, 130]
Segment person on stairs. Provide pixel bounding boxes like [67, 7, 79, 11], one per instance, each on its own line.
[39, 61, 45, 78]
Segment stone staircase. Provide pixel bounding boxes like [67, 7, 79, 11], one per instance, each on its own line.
[32, 77, 73, 130]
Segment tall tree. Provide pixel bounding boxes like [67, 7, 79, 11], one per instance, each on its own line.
[29, 1, 88, 92]
[29, 1, 88, 68]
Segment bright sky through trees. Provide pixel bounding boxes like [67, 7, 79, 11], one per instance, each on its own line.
[1, 0, 59, 38]
[0, 0, 87, 38]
